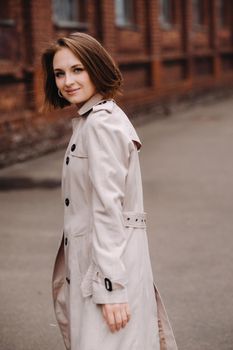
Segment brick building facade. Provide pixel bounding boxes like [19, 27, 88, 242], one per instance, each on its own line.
[0, 0, 232, 167]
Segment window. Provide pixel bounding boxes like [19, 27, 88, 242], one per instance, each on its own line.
[192, 0, 205, 26]
[0, 0, 14, 25]
[115, 0, 135, 28]
[52, 0, 86, 27]
[218, 0, 230, 28]
[159, 0, 174, 29]
[0, 1, 16, 60]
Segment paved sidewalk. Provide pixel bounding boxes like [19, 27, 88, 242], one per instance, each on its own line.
[0, 97, 233, 350]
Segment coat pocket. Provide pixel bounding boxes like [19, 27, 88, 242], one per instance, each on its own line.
[71, 153, 88, 158]
[73, 233, 92, 278]
[70, 147, 88, 158]
[72, 230, 87, 237]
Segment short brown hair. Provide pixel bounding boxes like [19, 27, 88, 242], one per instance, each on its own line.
[41, 32, 123, 109]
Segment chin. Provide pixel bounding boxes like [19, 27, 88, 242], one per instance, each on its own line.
[66, 96, 84, 105]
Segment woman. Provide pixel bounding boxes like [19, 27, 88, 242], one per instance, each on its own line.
[41, 32, 178, 350]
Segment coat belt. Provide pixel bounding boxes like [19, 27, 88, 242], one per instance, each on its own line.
[123, 211, 147, 228]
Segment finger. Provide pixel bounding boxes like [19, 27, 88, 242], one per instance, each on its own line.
[106, 309, 116, 333]
[102, 305, 107, 321]
[125, 304, 131, 321]
[121, 307, 128, 328]
[114, 308, 123, 331]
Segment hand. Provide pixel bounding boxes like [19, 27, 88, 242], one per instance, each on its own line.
[101, 303, 131, 333]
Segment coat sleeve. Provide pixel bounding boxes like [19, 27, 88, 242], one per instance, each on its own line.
[86, 111, 131, 304]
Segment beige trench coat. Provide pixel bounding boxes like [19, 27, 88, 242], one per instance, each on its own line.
[52, 93, 178, 350]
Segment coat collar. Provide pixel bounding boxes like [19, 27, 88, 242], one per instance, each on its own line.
[77, 93, 104, 116]
[71, 93, 104, 131]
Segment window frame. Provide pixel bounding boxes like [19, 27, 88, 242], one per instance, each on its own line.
[0, 12, 17, 63]
[192, 0, 208, 31]
[115, 0, 137, 30]
[218, 0, 231, 28]
[52, 0, 88, 29]
[159, 0, 175, 30]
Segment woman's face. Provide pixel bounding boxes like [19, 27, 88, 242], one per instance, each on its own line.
[53, 47, 96, 106]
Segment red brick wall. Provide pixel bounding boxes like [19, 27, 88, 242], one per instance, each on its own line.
[0, 0, 233, 167]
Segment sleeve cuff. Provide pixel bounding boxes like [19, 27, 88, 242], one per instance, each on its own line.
[92, 279, 128, 304]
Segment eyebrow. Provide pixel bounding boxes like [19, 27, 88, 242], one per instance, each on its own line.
[53, 64, 84, 71]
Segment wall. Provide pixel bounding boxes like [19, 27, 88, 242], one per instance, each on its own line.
[0, 0, 232, 167]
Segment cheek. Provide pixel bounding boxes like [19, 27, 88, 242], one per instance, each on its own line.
[54, 78, 62, 89]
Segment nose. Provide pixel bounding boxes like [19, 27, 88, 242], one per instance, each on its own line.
[64, 73, 75, 86]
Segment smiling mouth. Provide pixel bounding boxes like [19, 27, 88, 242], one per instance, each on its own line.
[65, 89, 80, 95]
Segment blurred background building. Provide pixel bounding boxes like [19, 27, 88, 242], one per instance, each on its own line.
[0, 0, 232, 167]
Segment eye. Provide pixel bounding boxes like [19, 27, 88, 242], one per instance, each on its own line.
[74, 67, 84, 74]
[54, 71, 64, 78]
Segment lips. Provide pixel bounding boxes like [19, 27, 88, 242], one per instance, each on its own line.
[65, 88, 80, 95]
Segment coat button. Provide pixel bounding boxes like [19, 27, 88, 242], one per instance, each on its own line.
[71, 144, 76, 152]
[65, 237, 68, 245]
[66, 277, 70, 284]
[66, 156, 70, 165]
[65, 198, 70, 206]
[104, 278, 113, 291]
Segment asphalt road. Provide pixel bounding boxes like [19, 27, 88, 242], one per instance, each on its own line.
[0, 96, 233, 350]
